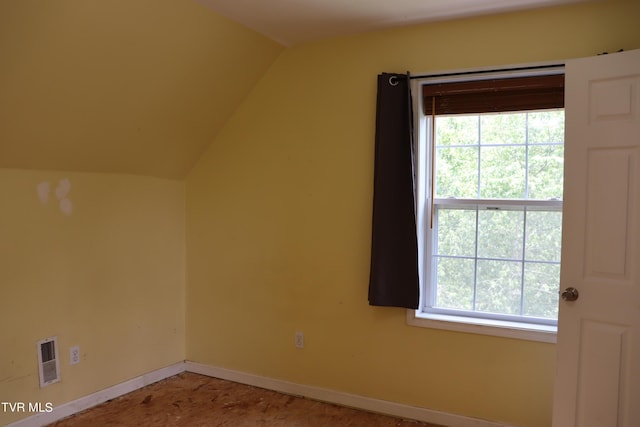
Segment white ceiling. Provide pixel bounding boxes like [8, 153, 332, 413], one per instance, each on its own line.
[195, 0, 591, 46]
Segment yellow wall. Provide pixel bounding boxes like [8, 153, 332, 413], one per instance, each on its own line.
[0, 169, 185, 425]
[0, 1, 280, 425]
[186, 1, 640, 427]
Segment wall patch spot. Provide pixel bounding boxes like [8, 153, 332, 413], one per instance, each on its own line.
[37, 178, 74, 215]
[59, 198, 73, 216]
[55, 178, 71, 200]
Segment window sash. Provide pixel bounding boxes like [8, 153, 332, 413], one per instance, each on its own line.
[434, 198, 563, 209]
[423, 201, 561, 326]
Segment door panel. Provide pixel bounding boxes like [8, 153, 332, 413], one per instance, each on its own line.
[586, 148, 636, 279]
[553, 49, 640, 427]
[576, 321, 629, 427]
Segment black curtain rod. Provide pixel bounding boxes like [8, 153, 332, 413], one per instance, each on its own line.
[407, 63, 564, 80]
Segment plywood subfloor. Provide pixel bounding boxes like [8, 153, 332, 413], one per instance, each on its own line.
[49, 372, 445, 426]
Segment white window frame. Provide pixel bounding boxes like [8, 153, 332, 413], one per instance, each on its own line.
[407, 63, 565, 343]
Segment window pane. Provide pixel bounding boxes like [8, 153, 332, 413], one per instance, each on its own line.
[435, 208, 476, 257]
[423, 101, 564, 325]
[528, 145, 564, 199]
[436, 147, 478, 198]
[477, 209, 523, 260]
[525, 211, 562, 262]
[523, 262, 560, 318]
[476, 260, 522, 315]
[481, 113, 526, 145]
[480, 146, 526, 198]
[528, 110, 564, 144]
[435, 257, 475, 310]
[436, 115, 479, 146]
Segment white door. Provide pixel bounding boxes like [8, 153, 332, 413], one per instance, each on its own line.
[553, 49, 640, 427]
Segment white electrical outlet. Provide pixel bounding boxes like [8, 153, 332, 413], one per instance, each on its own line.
[295, 332, 304, 348]
[70, 346, 80, 365]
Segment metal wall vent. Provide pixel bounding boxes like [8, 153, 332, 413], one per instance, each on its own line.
[37, 336, 61, 387]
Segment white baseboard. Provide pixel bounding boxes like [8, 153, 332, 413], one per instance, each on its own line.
[186, 361, 519, 427]
[6, 362, 186, 427]
[7, 360, 519, 427]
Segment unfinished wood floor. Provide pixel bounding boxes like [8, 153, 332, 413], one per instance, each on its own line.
[49, 372, 445, 427]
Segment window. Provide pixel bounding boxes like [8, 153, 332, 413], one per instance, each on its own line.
[409, 67, 564, 342]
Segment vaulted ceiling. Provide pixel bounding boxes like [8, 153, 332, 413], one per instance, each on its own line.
[0, 0, 592, 179]
[0, 0, 283, 179]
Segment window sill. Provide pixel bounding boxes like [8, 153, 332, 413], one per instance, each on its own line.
[406, 310, 557, 343]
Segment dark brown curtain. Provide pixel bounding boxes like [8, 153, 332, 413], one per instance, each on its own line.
[368, 73, 419, 309]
